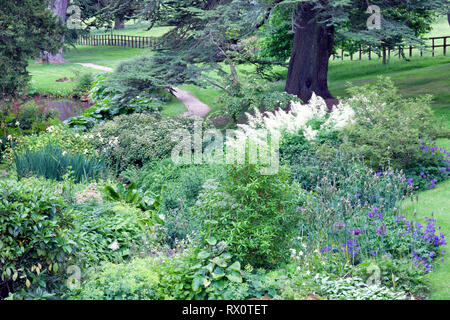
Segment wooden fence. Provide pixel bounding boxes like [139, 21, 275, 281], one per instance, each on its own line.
[77, 34, 449, 61]
[333, 36, 449, 61]
[76, 34, 163, 49]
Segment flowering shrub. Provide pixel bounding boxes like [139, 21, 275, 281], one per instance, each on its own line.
[89, 113, 199, 172]
[342, 77, 439, 171]
[227, 93, 354, 153]
[75, 183, 103, 204]
[4, 124, 95, 165]
[321, 208, 447, 273]
[404, 139, 450, 190]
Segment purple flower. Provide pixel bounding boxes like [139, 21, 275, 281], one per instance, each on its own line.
[377, 224, 387, 235]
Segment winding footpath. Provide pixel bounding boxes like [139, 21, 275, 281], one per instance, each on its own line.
[70, 62, 210, 118]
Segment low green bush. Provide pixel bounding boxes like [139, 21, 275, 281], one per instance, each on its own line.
[0, 179, 75, 299]
[65, 70, 170, 131]
[354, 257, 429, 298]
[68, 202, 161, 270]
[14, 143, 107, 183]
[214, 79, 301, 123]
[194, 164, 306, 268]
[71, 257, 160, 300]
[342, 77, 440, 171]
[4, 124, 95, 166]
[317, 275, 406, 300]
[89, 113, 199, 172]
[73, 73, 94, 97]
[122, 159, 225, 245]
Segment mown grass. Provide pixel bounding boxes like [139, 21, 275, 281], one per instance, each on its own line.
[161, 95, 187, 117]
[27, 62, 101, 97]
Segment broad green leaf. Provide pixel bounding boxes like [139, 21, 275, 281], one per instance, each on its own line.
[206, 237, 217, 246]
[197, 251, 210, 260]
[228, 261, 241, 272]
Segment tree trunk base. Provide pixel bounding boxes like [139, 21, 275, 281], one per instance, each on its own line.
[285, 2, 335, 103]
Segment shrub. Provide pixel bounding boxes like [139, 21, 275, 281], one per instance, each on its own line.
[0, 179, 75, 298]
[14, 143, 107, 183]
[73, 73, 94, 96]
[403, 139, 450, 190]
[320, 211, 447, 273]
[65, 72, 165, 131]
[122, 159, 225, 245]
[89, 113, 199, 172]
[194, 164, 306, 267]
[354, 258, 429, 298]
[151, 239, 281, 300]
[0, 100, 59, 147]
[15, 102, 59, 135]
[71, 258, 160, 300]
[4, 124, 95, 166]
[342, 77, 440, 171]
[215, 80, 301, 123]
[68, 203, 155, 269]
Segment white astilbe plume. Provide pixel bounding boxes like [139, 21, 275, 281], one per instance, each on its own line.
[227, 93, 354, 155]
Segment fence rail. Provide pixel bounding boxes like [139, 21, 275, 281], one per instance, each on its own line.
[333, 36, 449, 61]
[78, 34, 450, 61]
[76, 34, 163, 49]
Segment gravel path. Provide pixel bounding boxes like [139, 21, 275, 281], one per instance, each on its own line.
[172, 87, 211, 118]
[70, 62, 211, 118]
[72, 62, 114, 72]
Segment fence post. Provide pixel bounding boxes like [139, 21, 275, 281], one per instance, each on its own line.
[444, 37, 447, 56]
[432, 38, 435, 57]
[409, 45, 412, 57]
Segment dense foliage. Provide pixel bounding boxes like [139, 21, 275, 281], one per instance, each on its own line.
[0, 179, 75, 299]
[0, 0, 66, 95]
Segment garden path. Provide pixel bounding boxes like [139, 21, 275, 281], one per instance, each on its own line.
[69, 62, 211, 118]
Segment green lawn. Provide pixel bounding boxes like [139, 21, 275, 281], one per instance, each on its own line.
[161, 95, 187, 117]
[326, 57, 450, 129]
[63, 46, 145, 68]
[27, 62, 101, 97]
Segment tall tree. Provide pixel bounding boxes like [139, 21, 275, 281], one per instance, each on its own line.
[73, 0, 142, 31]
[39, 0, 69, 63]
[0, 0, 66, 95]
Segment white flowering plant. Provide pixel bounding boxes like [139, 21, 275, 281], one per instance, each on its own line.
[226, 93, 354, 158]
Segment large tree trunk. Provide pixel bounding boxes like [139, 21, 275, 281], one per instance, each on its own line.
[285, 2, 335, 103]
[114, 17, 125, 30]
[39, 0, 69, 63]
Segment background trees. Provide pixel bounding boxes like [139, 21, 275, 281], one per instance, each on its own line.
[0, 0, 66, 95]
[138, 0, 449, 103]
